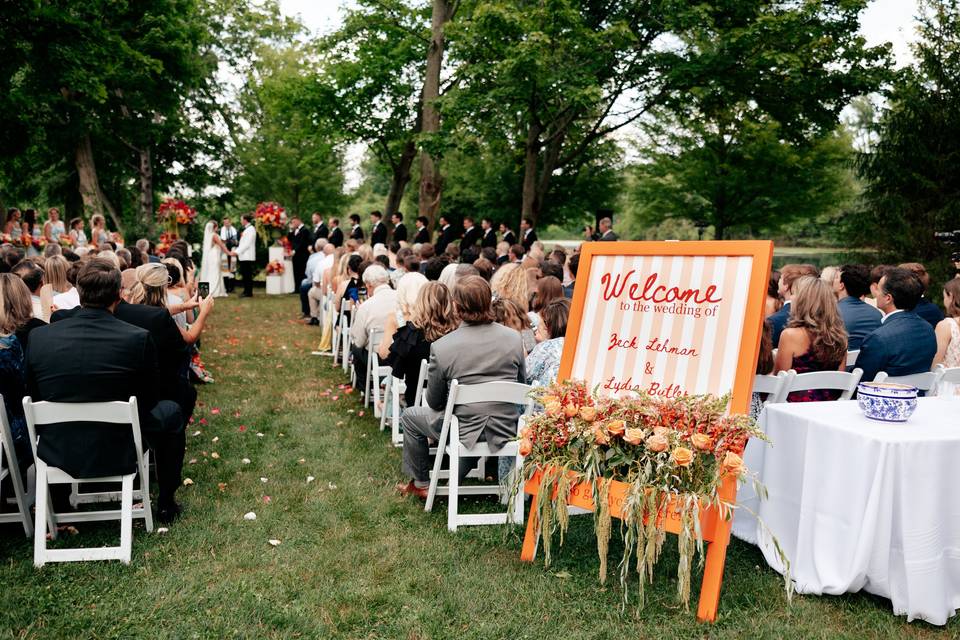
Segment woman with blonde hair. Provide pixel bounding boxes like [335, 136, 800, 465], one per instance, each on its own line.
[90, 213, 110, 246]
[316, 249, 347, 353]
[131, 263, 214, 345]
[377, 272, 427, 361]
[774, 276, 848, 401]
[490, 262, 530, 312]
[385, 281, 458, 406]
[38, 255, 74, 321]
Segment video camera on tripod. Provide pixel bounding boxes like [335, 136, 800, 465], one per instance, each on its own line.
[935, 230, 960, 264]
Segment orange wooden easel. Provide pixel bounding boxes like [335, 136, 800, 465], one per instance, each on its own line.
[518, 240, 773, 623]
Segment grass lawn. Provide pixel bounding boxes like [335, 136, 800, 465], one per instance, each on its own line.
[0, 295, 953, 639]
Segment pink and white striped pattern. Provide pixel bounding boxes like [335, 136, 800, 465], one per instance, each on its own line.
[568, 254, 755, 399]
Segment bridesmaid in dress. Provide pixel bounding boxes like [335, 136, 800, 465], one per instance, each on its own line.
[774, 276, 848, 402]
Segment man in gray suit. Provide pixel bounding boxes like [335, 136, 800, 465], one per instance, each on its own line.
[397, 276, 526, 499]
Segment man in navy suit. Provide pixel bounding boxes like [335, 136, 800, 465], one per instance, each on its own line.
[855, 267, 937, 384]
[899, 262, 945, 328]
[833, 264, 882, 350]
[767, 264, 818, 346]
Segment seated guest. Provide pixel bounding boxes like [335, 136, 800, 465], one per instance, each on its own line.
[39, 255, 74, 322]
[899, 262, 945, 328]
[397, 276, 526, 499]
[300, 238, 327, 321]
[493, 297, 536, 354]
[750, 320, 776, 419]
[765, 271, 782, 317]
[11, 259, 44, 319]
[767, 263, 819, 346]
[933, 278, 960, 370]
[490, 262, 530, 313]
[528, 275, 563, 332]
[495, 241, 510, 266]
[349, 265, 398, 394]
[422, 256, 449, 282]
[26, 259, 186, 523]
[564, 253, 579, 299]
[856, 267, 938, 384]
[472, 257, 494, 281]
[509, 244, 525, 263]
[307, 243, 336, 324]
[0, 273, 42, 474]
[774, 276, 847, 401]
[526, 298, 570, 387]
[377, 271, 428, 361]
[383, 281, 458, 406]
[867, 264, 892, 308]
[333, 254, 363, 318]
[832, 264, 881, 350]
[439, 262, 478, 292]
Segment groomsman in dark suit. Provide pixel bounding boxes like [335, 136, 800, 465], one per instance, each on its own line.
[435, 215, 456, 254]
[287, 216, 313, 289]
[520, 217, 538, 251]
[855, 267, 938, 384]
[500, 222, 516, 247]
[370, 211, 388, 246]
[391, 211, 408, 243]
[414, 216, 431, 244]
[349, 214, 364, 242]
[460, 216, 481, 249]
[327, 217, 344, 248]
[480, 218, 497, 248]
[311, 212, 328, 241]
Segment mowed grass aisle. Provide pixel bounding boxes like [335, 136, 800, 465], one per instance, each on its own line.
[0, 295, 953, 638]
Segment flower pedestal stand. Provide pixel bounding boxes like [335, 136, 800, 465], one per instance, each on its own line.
[266, 246, 289, 295]
[282, 257, 295, 293]
[519, 468, 738, 623]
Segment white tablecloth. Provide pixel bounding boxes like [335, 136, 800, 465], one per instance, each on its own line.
[733, 398, 960, 625]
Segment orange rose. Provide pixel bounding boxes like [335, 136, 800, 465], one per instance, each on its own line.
[564, 404, 579, 418]
[579, 406, 597, 422]
[722, 451, 745, 476]
[605, 419, 626, 437]
[544, 401, 562, 417]
[653, 426, 671, 438]
[691, 433, 714, 451]
[519, 426, 532, 440]
[593, 427, 611, 446]
[672, 447, 694, 467]
[645, 434, 669, 453]
[623, 428, 645, 446]
[541, 395, 560, 407]
[519, 439, 533, 456]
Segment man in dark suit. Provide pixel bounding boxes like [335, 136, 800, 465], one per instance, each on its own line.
[391, 212, 408, 243]
[899, 262, 945, 328]
[413, 216, 431, 244]
[349, 214, 364, 242]
[327, 217, 344, 248]
[435, 215, 456, 254]
[480, 218, 497, 248]
[856, 267, 938, 384]
[460, 216, 481, 249]
[369, 211, 387, 246]
[833, 264, 882, 350]
[311, 212, 328, 241]
[520, 217, 538, 251]
[397, 276, 525, 499]
[500, 222, 516, 247]
[27, 259, 185, 522]
[767, 263, 819, 346]
[287, 216, 313, 291]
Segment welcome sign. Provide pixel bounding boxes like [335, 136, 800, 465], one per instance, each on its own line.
[559, 241, 773, 414]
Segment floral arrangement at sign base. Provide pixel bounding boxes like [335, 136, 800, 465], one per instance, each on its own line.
[515, 379, 791, 613]
[156, 198, 197, 239]
[254, 202, 287, 246]
[265, 260, 285, 275]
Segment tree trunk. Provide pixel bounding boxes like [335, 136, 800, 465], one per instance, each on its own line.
[386, 138, 417, 217]
[75, 133, 121, 230]
[417, 0, 453, 228]
[138, 147, 153, 224]
[520, 120, 542, 226]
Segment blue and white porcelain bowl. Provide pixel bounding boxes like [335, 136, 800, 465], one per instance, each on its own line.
[857, 382, 918, 422]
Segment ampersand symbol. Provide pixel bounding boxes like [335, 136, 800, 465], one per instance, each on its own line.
[644, 361, 654, 375]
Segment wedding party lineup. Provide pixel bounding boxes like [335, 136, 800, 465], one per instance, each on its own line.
[0, 0, 958, 638]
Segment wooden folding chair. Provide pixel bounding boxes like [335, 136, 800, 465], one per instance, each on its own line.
[0, 396, 33, 537]
[424, 379, 533, 531]
[24, 396, 153, 566]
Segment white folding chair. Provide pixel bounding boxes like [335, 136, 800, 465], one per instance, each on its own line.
[846, 350, 860, 368]
[24, 396, 153, 566]
[382, 359, 429, 447]
[424, 379, 533, 531]
[332, 304, 346, 366]
[780, 368, 863, 401]
[751, 370, 795, 405]
[873, 369, 944, 394]
[413, 359, 429, 407]
[937, 365, 960, 386]
[365, 328, 391, 413]
[0, 396, 33, 537]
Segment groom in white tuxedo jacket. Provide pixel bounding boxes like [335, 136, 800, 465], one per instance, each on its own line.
[235, 214, 257, 297]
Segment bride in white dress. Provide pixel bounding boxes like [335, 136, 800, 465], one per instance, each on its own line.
[200, 221, 229, 298]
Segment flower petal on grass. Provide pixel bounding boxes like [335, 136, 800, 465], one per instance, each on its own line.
[242, 458, 251, 464]
[268, 539, 281, 547]
[306, 476, 315, 483]
[243, 512, 257, 521]
[183, 478, 194, 486]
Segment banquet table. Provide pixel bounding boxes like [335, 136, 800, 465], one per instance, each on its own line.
[733, 398, 960, 625]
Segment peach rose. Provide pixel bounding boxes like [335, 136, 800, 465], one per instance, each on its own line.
[564, 404, 579, 418]
[645, 433, 669, 453]
[541, 395, 560, 407]
[519, 439, 533, 456]
[623, 428, 645, 446]
[593, 427, 611, 446]
[691, 433, 714, 451]
[722, 451, 745, 476]
[579, 406, 597, 422]
[519, 426, 532, 440]
[653, 426, 671, 438]
[605, 419, 626, 437]
[544, 401, 562, 417]
[672, 447, 694, 467]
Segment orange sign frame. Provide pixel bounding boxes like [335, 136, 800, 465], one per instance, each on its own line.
[520, 240, 773, 622]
